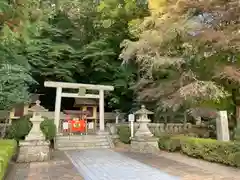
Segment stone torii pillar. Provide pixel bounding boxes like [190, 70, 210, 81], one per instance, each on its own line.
[99, 89, 105, 133]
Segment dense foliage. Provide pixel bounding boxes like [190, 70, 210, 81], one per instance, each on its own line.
[0, 0, 149, 111]
[1, 0, 240, 123]
[0, 0, 42, 110]
[120, 0, 240, 115]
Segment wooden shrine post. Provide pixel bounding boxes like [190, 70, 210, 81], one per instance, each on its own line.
[44, 81, 114, 134]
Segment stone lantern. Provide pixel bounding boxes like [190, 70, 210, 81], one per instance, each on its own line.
[25, 100, 48, 140]
[17, 100, 50, 163]
[134, 105, 154, 137]
[130, 105, 159, 154]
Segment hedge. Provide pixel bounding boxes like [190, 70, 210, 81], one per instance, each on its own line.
[117, 125, 131, 144]
[0, 139, 17, 180]
[158, 135, 240, 167]
[5, 115, 32, 141]
[158, 134, 184, 152]
[40, 117, 56, 141]
[181, 137, 240, 167]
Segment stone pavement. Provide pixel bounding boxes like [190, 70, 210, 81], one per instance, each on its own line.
[65, 149, 179, 180]
[5, 146, 240, 180]
[5, 150, 83, 180]
[118, 151, 239, 180]
[114, 143, 240, 180]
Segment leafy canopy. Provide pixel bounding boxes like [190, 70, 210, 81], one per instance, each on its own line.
[120, 0, 240, 112]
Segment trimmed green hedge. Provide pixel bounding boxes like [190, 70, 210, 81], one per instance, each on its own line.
[181, 137, 240, 167]
[117, 126, 131, 144]
[158, 135, 240, 167]
[5, 115, 32, 141]
[158, 134, 184, 152]
[0, 139, 17, 180]
[40, 118, 56, 141]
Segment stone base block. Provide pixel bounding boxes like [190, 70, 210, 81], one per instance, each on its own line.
[109, 125, 117, 135]
[109, 134, 119, 144]
[110, 134, 119, 139]
[17, 140, 50, 163]
[96, 130, 109, 135]
[130, 136, 159, 154]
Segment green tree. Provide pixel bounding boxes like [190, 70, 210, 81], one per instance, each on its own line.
[0, 0, 37, 110]
[0, 0, 147, 111]
[26, 0, 146, 111]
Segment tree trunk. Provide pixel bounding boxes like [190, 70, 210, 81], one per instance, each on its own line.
[232, 88, 240, 127]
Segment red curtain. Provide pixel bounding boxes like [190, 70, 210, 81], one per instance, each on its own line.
[69, 119, 86, 133]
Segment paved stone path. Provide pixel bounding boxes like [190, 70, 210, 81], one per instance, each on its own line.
[118, 151, 239, 180]
[114, 143, 240, 180]
[5, 147, 240, 180]
[65, 149, 180, 180]
[5, 150, 83, 180]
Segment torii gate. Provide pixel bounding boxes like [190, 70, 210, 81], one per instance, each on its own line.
[44, 81, 114, 134]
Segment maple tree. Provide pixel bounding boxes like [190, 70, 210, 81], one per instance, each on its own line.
[120, 0, 240, 113]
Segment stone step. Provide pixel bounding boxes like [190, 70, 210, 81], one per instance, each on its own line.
[56, 135, 107, 140]
[56, 138, 108, 143]
[56, 141, 110, 147]
[55, 135, 112, 150]
[57, 145, 110, 150]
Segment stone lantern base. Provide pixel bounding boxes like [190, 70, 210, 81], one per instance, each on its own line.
[130, 136, 159, 154]
[17, 140, 50, 163]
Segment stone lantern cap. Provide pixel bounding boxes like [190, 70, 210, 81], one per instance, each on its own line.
[114, 109, 121, 115]
[134, 105, 153, 115]
[28, 100, 48, 112]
